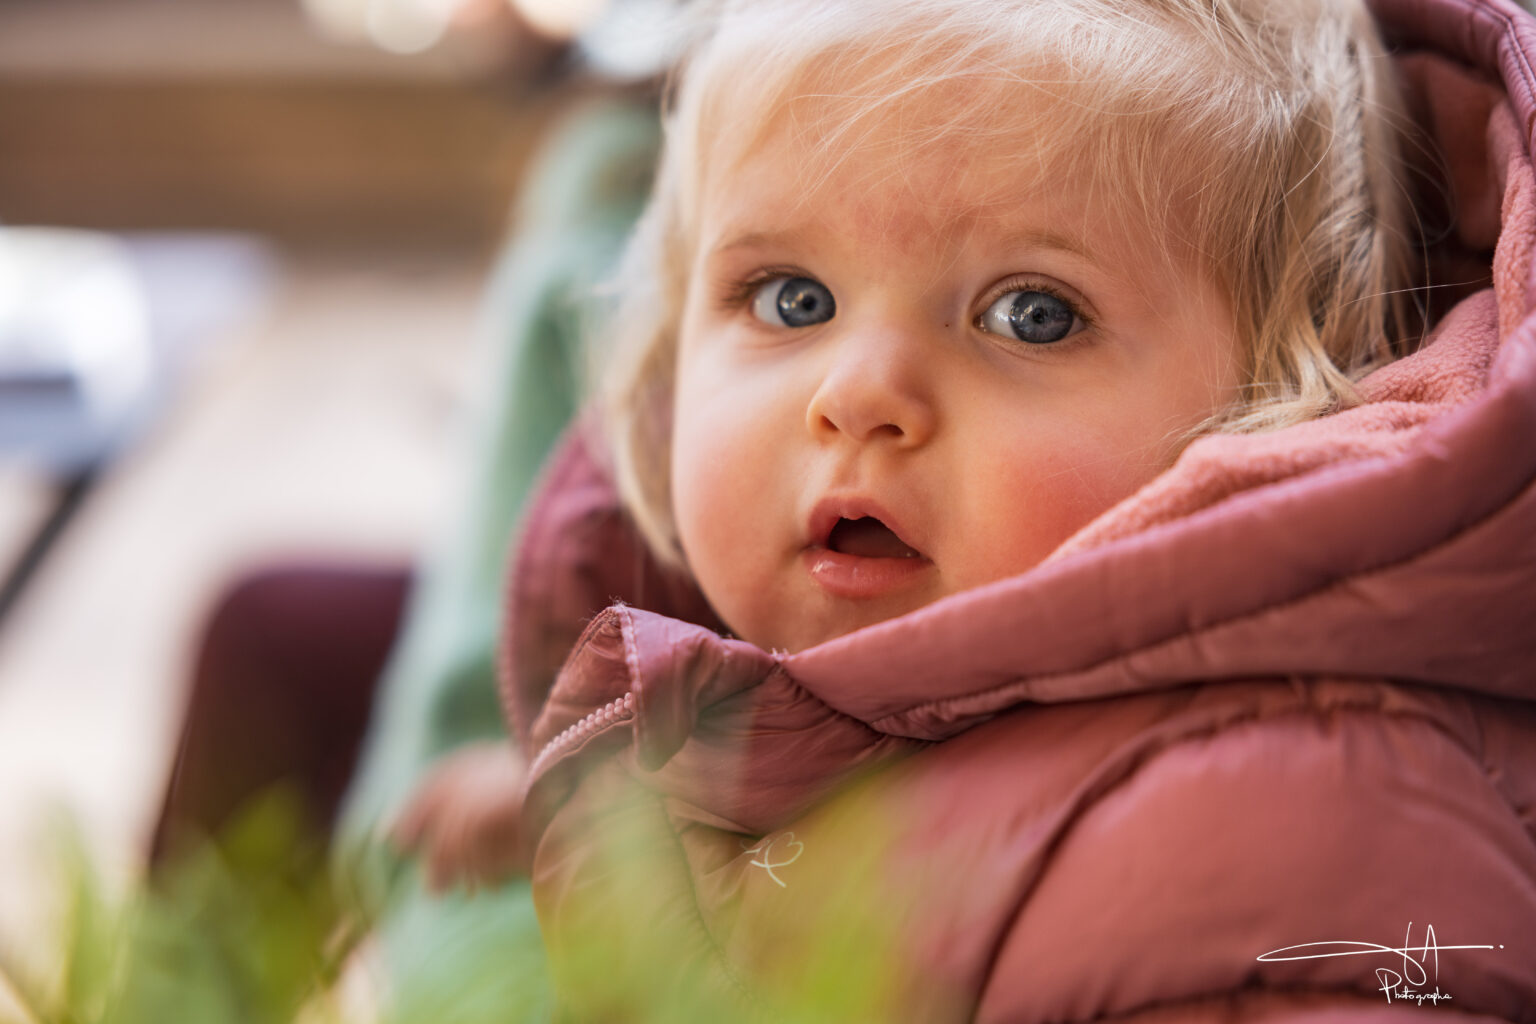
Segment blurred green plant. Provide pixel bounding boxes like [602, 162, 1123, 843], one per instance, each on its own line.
[0, 788, 360, 1024]
[0, 769, 956, 1023]
[536, 764, 960, 1023]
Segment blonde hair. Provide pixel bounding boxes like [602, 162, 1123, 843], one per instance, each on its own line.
[598, 0, 1417, 564]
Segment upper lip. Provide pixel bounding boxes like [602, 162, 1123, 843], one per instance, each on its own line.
[806, 495, 927, 558]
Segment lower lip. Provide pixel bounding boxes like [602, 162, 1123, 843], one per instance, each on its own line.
[802, 547, 933, 599]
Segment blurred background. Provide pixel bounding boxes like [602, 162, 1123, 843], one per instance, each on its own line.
[0, 0, 667, 1013]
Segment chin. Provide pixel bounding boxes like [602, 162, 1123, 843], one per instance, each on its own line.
[784, 603, 921, 654]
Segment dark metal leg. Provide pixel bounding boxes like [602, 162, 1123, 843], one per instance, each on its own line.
[0, 461, 103, 634]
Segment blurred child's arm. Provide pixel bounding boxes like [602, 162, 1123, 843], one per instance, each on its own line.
[390, 740, 529, 892]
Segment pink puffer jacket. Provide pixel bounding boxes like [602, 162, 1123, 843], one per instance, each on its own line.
[501, 0, 1536, 1019]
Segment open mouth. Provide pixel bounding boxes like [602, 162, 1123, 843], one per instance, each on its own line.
[826, 516, 923, 559]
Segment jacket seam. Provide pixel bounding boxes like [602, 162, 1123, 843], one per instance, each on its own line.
[1398, 0, 1536, 107]
[1478, 0, 1536, 110]
[643, 786, 763, 1012]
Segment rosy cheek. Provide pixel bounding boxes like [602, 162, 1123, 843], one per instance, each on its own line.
[670, 425, 778, 644]
[670, 369, 770, 571]
[982, 442, 1151, 574]
[671, 425, 730, 562]
[674, 355, 799, 515]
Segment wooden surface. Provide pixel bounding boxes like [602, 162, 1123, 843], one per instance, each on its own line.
[0, 0, 559, 247]
[0, 75, 552, 247]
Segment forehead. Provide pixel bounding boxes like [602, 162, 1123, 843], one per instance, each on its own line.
[713, 70, 1067, 194]
[695, 75, 1158, 266]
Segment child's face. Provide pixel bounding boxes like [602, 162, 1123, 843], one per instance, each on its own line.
[670, 94, 1239, 654]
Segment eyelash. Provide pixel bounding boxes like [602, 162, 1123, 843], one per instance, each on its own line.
[717, 266, 810, 313]
[717, 270, 1096, 342]
[975, 276, 1095, 332]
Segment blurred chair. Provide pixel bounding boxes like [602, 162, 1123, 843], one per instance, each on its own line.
[150, 562, 412, 864]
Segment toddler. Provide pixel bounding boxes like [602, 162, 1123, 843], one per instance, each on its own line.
[602, 0, 1411, 654]
[399, 0, 1536, 1018]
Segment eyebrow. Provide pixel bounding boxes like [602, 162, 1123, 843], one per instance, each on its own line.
[707, 224, 1102, 266]
[709, 229, 799, 257]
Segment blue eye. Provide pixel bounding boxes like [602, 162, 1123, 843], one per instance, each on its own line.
[751, 276, 835, 328]
[980, 289, 1083, 344]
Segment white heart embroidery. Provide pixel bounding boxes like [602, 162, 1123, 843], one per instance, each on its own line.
[742, 831, 805, 889]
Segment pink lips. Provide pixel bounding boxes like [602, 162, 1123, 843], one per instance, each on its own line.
[803, 498, 932, 599]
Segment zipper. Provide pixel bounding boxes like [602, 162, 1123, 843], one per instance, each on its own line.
[525, 681, 763, 1014]
[527, 690, 637, 780]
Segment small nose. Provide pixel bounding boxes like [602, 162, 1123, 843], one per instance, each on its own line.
[805, 322, 938, 447]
